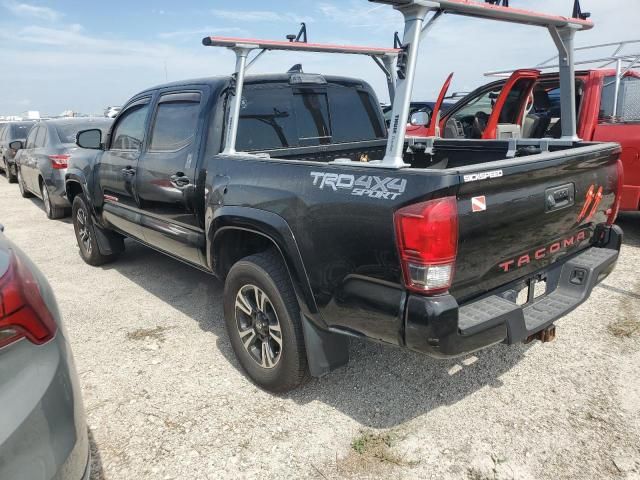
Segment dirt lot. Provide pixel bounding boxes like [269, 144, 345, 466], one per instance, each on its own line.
[1, 178, 639, 480]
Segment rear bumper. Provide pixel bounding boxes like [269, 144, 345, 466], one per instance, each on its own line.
[404, 225, 622, 358]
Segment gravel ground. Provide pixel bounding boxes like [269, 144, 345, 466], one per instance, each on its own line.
[1, 177, 639, 480]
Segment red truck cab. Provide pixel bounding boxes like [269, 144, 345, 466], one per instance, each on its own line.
[411, 67, 640, 212]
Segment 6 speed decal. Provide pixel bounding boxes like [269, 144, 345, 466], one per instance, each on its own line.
[310, 172, 407, 200]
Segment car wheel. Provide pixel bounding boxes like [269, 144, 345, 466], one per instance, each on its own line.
[224, 250, 309, 392]
[17, 169, 32, 198]
[72, 194, 117, 266]
[6, 161, 17, 183]
[41, 181, 65, 220]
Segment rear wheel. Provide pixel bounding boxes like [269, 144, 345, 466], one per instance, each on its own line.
[17, 168, 32, 198]
[41, 181, 65, 220]
[223, 251, 309, 392]
[72, 194, 118, 266]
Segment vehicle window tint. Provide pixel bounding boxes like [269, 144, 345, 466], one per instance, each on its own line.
[13, 124, 32, 139]
[499, 79, 535, 124]
[34, 126, 47, 148]
[150, 99, 200, 151]
[330, 86, 385, 143]
[25, 127, 38, 149]
[293, 91, 331, 145]
[453, 87, 502, 122]
[111, 103, 150, 150]
[236, 87, 297, 151]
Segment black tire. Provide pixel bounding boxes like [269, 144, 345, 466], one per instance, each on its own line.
[72, 194, 118, 266]
[17, 168, 32, 198]
[223, 250, 309, 392]
[41, 181, 65, 220]
[4, 158, 17, 183]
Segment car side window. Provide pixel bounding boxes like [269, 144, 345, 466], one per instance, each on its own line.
[149, 93, 201, 151]
[25, 127, 38, 149]
[0, 127, 5, 142]
[34, 126, 47, 148]
[110, 101, 151, 151]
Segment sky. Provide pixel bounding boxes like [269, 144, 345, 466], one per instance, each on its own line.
[0, 0, 638, 116]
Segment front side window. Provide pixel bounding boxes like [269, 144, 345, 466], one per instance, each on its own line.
[149, 97, 200, 151]
[293, 90, 331, 146]
[236, 87, 297, 151]
[25, 127, 38, 149]
[111, 102, 150, 150]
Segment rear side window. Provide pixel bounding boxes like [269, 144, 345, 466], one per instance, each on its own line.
[236, 87, 297, 151]
[149, 94, 201, 151]
[111, 102, 150, 150]
[293, 90, 331, 146]
[601, 75, 640, 122]
[329, 86, 385, 143]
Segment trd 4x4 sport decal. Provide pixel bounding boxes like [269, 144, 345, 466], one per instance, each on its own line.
[577, 184, 603, 223]
[310, 172, 407, 200]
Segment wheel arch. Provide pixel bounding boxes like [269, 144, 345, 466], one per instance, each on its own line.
[209, 207, 318, 317]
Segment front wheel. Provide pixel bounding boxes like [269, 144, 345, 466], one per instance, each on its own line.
[72, 194, 118, 266]
[223, 251, 309, 392]
[5, 159, 17, 183]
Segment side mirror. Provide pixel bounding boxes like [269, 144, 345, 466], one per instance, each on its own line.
[9, 140, 23, 151]
[76, 129, 103, 150]
[410, 111, 430, 127]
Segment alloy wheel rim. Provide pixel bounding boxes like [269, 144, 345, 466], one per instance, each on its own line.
[234, 284, 283, 369]
[76, 207, 92, 255]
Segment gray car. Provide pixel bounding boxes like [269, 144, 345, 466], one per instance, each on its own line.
[0, 121, 36, 183]
[0, 226, 90, 479]
[13, 118, 112, 219]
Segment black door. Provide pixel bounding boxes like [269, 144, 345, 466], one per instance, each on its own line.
[98, 97, 151, 239]
[135, 91, 205, 265]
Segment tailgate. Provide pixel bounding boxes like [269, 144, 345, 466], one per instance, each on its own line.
[452, 143, 621, 302]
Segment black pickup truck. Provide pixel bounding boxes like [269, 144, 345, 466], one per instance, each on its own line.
[65, 70, 622, 392]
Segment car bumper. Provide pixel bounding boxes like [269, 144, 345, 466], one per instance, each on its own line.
[404, 225, 623, 358]
[0, 333, 89, 480]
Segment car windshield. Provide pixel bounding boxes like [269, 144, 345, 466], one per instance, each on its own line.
[55, 120, 112, 143]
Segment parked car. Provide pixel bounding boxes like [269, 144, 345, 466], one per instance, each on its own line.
[413, 64, 640, 212]
[0, 121, 35, 183]
[0, 225, 90, 479]
[12, 118, 113, 219]
[65, 3, 621, 393]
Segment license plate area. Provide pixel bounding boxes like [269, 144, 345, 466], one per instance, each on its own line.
[515, 275, 548, 306]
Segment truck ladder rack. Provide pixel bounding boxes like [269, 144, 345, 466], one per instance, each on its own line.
[204, 0, 594, 167]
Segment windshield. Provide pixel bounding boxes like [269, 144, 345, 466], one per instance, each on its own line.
[55, 120, 112, 143]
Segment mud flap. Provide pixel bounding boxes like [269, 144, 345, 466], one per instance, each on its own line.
[301, 315, 350, 377]
[94, 224, 125, 256]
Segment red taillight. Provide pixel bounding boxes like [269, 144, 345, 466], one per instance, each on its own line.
[0, 251, 57, 349]
[607, 159, 624, 225]
[49, 154, 70, 169]
[394, 196, 458, 294]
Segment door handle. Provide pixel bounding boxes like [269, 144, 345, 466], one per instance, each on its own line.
[121, 167, 135, 176]
[170, 173, 190, 188]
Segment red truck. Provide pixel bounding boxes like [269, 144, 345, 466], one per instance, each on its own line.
[410, 40, 640, 212]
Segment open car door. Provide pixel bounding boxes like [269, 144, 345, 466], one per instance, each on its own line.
[440, 69, 540, 140]
[406, 73, 454, 137]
